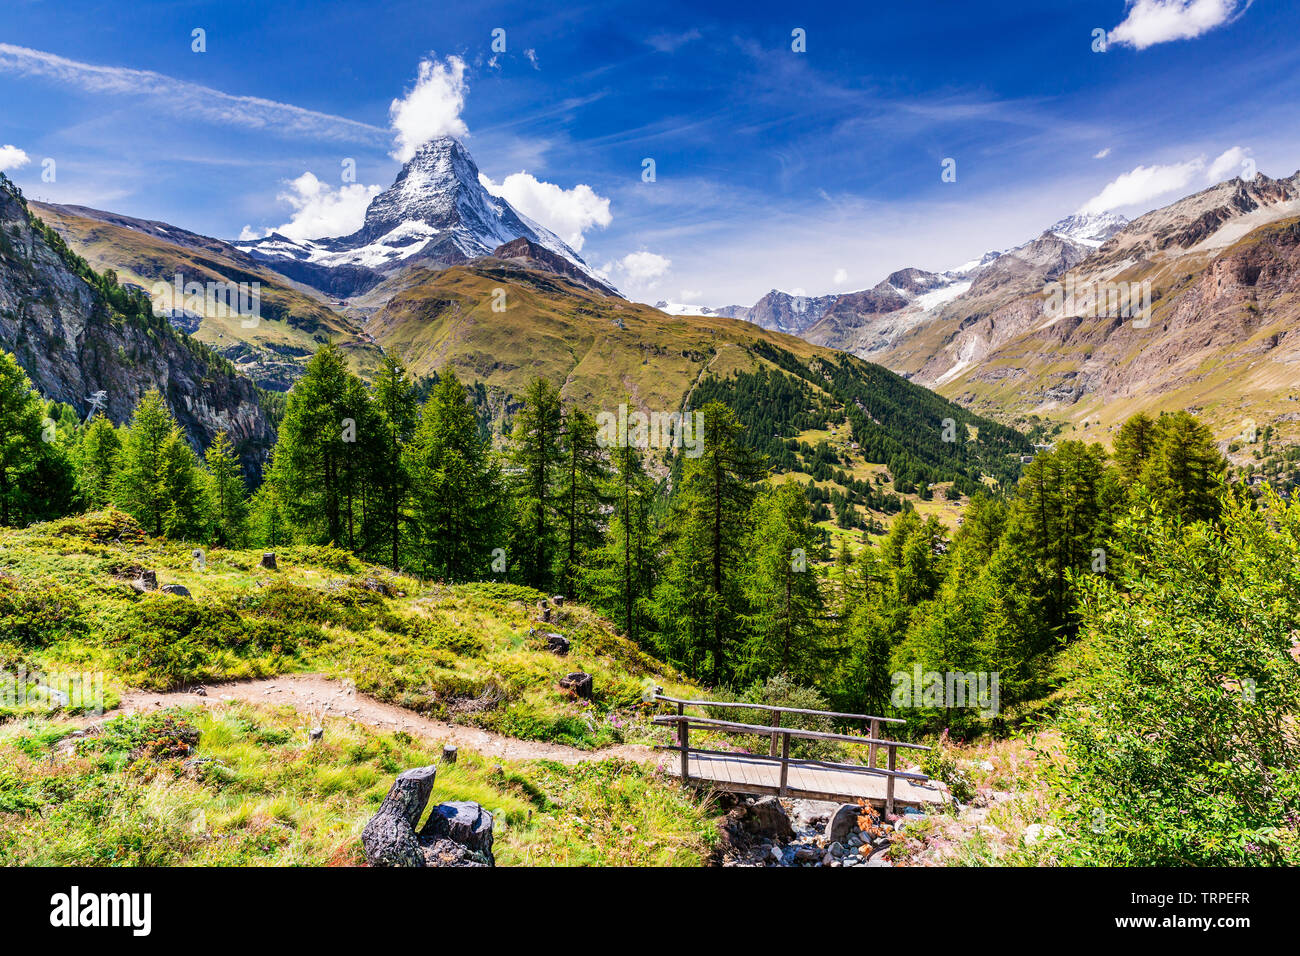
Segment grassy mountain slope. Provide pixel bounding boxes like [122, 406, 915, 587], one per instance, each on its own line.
[0, 508, 719, 865]
[31, 202, 385, 390]
[0, 509, 693, 749]
[367, 259, 1029, 492]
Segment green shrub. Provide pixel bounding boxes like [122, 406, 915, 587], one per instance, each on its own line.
[1053, 490, 1300, 865]
[0, 577, 85, 647]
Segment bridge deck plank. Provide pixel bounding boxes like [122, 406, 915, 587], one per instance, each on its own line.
[674, 752, 946, 809]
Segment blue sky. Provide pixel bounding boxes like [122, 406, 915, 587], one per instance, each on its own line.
[2, 0, 1299, 305]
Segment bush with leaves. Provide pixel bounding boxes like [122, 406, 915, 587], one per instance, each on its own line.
[1052, 487, 1300, 865]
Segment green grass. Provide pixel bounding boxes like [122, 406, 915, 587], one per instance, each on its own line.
[0, 703, 717, 866]
[0, 509, 696, 750]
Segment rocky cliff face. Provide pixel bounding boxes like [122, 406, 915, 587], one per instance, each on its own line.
[0, 176, 276, 476]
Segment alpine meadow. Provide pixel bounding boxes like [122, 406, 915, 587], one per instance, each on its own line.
[0, 0, 1297, 934]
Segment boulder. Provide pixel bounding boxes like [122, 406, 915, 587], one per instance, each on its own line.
[420, 801, 494, 865]
[361, 577, 390, 596]
[259, 552, 277, 570]
[361, 765, 438, 867]
[160, 584, 192, 598]
[131, 570, 158, 592]
[743, 796, 794, 842]
[544, 632, 570, 655]
[825, 803, 859, 843]
[559, 672, 593, 699]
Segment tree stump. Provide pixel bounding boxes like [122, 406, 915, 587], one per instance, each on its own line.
[259, 552, 277, 570]
[544, 633, 570, 655]
[559, 672, 593, 699]
[360, 765, 437, 867]
[442, 744, 457, 764]
[419, 801, 494, 865]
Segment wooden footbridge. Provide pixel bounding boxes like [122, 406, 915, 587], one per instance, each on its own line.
[651, 695, 947, 815]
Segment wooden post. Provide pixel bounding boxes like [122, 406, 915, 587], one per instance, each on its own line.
[768, 709, 781, 757]
[868, 718, 880, 768]
[885, 744, 897, 818]
[680, 719, 690, 784]
[778, 732, 790, 796]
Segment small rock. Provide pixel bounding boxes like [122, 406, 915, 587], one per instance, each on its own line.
[160, 584, 191, 598]
[794, 846, 820, 864]
[825, 803, 859, 843]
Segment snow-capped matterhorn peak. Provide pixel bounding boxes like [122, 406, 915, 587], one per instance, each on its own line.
[236, 135, 602, 284]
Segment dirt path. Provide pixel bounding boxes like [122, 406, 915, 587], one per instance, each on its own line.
[118, 674, 658, 766]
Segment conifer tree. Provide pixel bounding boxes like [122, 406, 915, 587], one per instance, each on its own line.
[654, 401, 764, 683]
[205, 430, 247, 546]
[114, 390, 189, 537]
[405, 370, 502, 580]
[508, 377, 565, 590]
[556, 406, 609, 595]
[739, 479, 829, 683]
[370, 355, 419, 569]
[76, 414, 122, 509]
[274, 343, 360, 545]
[580, 440, 659, 644]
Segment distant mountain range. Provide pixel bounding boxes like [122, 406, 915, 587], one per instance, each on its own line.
[670, 210, 1130, 339]
[14, 128, 1300, 463]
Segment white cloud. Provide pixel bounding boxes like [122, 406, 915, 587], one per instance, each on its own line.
[1093, 147, 1111, 159]
[389, 55, 468, 161]
[0, 144, 30, 172]
[0, 43, 385, 144]
[680, 288, 703, 300]
[479, 171, 611, 251]
[524, 49, 540, 70]
[1078, 158, 1206, 214]
[619, 251, 671, 283]
[265, 171, 383, 241]
[1207, 145, 1252, 182]
[1108, 0, 1250, 51]
[602, 251, 672, 298]
[832, 268, 849, 285]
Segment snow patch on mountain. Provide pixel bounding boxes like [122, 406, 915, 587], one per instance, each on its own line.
[235, 136, 605, 288]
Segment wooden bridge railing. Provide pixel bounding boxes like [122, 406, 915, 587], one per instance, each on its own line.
[650, 694, 930, 816]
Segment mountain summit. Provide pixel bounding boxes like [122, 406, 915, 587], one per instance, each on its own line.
[236, 136, 607, 296]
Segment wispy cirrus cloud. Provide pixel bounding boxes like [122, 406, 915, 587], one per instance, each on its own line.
[0, 43, 386, 145]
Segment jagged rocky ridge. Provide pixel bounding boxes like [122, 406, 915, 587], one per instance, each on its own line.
[0, 175, 276, 475]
